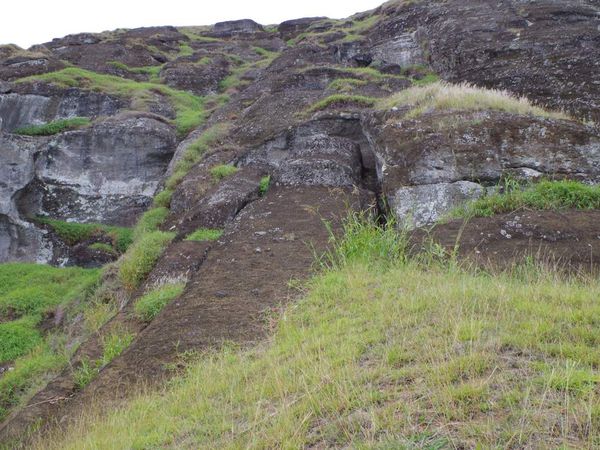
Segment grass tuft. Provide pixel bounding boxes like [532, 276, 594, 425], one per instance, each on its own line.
[451, 179, 600, 219]
[210, 164, 238, 181]
[308, 94, 376, 112]
[184, 228, 223, 242]
[378, 81, 570, 120]
[13, 117, 91, 136]
[118, 231, 175, 291]
[134, 283, 185, 322]
[259, 175, 271, 196]
[133, 207, 170, 240]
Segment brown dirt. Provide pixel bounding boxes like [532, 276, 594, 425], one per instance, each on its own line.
[417, 209, 600, 272]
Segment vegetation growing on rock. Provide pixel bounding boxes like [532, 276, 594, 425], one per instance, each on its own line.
[18, 67, 207, 136]
[119, 231, 175, 290]
[36, 218, 133, 253]
[184, 228, 223, 242]
[134, 283, 185, 322]
[210, 164, 239, 181]
[378, 81, 570, 120]
[451, 180, 600, 219]
[13, 117, 91, 136]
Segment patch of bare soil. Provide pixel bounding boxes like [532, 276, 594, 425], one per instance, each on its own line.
[419, 209, 600, 272]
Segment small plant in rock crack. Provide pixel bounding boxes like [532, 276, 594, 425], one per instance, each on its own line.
[73, 330, 134, 389]
[210, 164, 239, 181]
[185, 228, 223, 242]
[259, 175, 271, 196]
[73, 358, 97, 389]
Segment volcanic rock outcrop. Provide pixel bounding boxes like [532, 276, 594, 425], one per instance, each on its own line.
[1, 0, 600, 442]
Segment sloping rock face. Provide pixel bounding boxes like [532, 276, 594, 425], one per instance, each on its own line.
[369, 0, 600, 122]
[3, 0, 600, 442]
[0, 135, 50, 262]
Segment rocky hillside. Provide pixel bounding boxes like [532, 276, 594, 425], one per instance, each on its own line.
[1, 0, 600, 445]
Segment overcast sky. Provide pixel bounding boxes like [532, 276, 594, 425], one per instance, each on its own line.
[2, 0, 385, 49]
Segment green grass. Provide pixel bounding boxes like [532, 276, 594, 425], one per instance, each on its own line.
[378, 81, 570, 120]
[184, 228, 223, 242]
[36, 218, 133, 253]
[412, 72, 440, 86]
[108, 61, 163, 79]
[327, 78, 368, 92]
[152, 189, 174, 208]
[252, 46, 278, 60]
[165, 122, 231, 190]
[0, 344, 66, 420]
[134, 283, 186, 322]
[451, 180, 600, 219]
[74, 329, 134, 389]
[19, 67, 206, 136]
[39, 214, 600, 448]
[133, 207, 169, 240]
[0, 263, 100, 419]
[118, 231, 175, 290]
[0, 317, 42, 363]
[307, 94, 376, 112]
[13, 117, 91, 136]
[210, 164, 238, 181]
[259, 175, 271, 196]
[0, 263, 100, 319]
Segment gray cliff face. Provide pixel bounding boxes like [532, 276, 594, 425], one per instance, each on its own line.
[0, 88, 123, 132]
[0, 115, 176, 262]
[0, 135, 50, 262]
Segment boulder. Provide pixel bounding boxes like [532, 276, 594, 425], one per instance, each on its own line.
[390, 181, 485, 227]
[278, 17, 328, 40]
[212, 20, 264, 37]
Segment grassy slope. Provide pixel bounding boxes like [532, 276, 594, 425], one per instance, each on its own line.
[39, 217, 600, 449]
[0, 264, 100, 419]
[451, 179, 600, 219]
[18, 67, 206, 136]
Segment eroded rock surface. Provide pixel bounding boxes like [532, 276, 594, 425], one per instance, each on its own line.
[3, 0, 600, 442]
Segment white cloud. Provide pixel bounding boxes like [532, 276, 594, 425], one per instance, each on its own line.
[3, 0, 385, 48]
